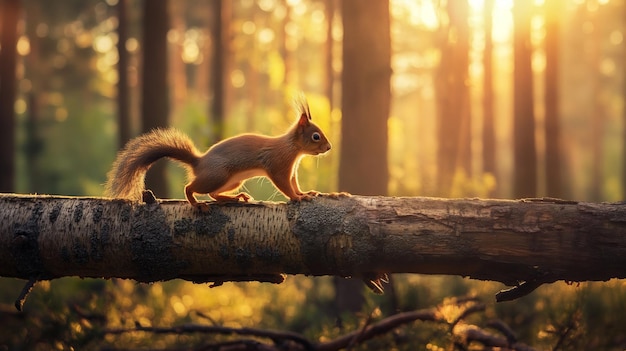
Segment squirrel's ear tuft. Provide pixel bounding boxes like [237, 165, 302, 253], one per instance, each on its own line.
[293, 93, 312, 122]
[298, 113, 309, 127]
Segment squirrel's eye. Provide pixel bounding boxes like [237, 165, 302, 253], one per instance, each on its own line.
[312, 132, 321, 142]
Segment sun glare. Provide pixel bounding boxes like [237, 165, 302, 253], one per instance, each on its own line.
[391, 0, 439, 28]
[391, 0, 514, 42]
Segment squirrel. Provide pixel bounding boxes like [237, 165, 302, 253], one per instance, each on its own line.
[105, 96, 385, 292]
[105, 96, 334, 207]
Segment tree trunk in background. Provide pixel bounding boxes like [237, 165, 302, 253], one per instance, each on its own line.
[279, 0, 292, 98]
[482, 0, 496, 195]
[117, 0, 131, 148]
[513, 0, 536, 198]
[170, 0, 187, 108]
[23, 3, 44, 193]
[245, 13, 259, 132]
[324, 0, 335, 112]
[623, 2, 626, 199]
[25, 93, 44, 193]
[544, 0, 563, 199]
[141, 0, 170, 199]
[435, 0, 471, 196]
[338, 0, 391, 314]
[209, 0, 226, 143]
[0, 0, 20, 192]
[589, 9, 603, 202]
[455, 0, 472, 180]
[339, 1, 390, 196]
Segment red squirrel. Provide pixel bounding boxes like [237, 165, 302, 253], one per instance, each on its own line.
[105, 96, 334, 207]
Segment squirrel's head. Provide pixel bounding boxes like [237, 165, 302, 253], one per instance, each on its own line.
[293, 96, 332, 155]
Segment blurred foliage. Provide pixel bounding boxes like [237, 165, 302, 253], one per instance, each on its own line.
[2, 276, 626, 349]
[3, 0, 626, 349]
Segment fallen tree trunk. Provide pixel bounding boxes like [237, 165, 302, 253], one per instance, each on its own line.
[1, 194, 625, 298]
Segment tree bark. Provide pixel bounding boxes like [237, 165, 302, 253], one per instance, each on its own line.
[2, 194, 626, 290]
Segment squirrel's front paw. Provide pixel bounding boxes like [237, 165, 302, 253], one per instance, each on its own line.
[291, 194, 314, 202]
[302, 194, 315, 201]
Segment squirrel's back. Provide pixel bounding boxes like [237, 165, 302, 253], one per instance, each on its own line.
[105, 128, 201, 200]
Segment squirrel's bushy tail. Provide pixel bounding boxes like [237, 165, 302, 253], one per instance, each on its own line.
[105, 128, 201, 201]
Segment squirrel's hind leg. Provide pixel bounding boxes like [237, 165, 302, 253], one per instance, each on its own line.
[208, 180, 250, 202]
[186, 172, 252, 205]
[185, 184, 204, 208]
